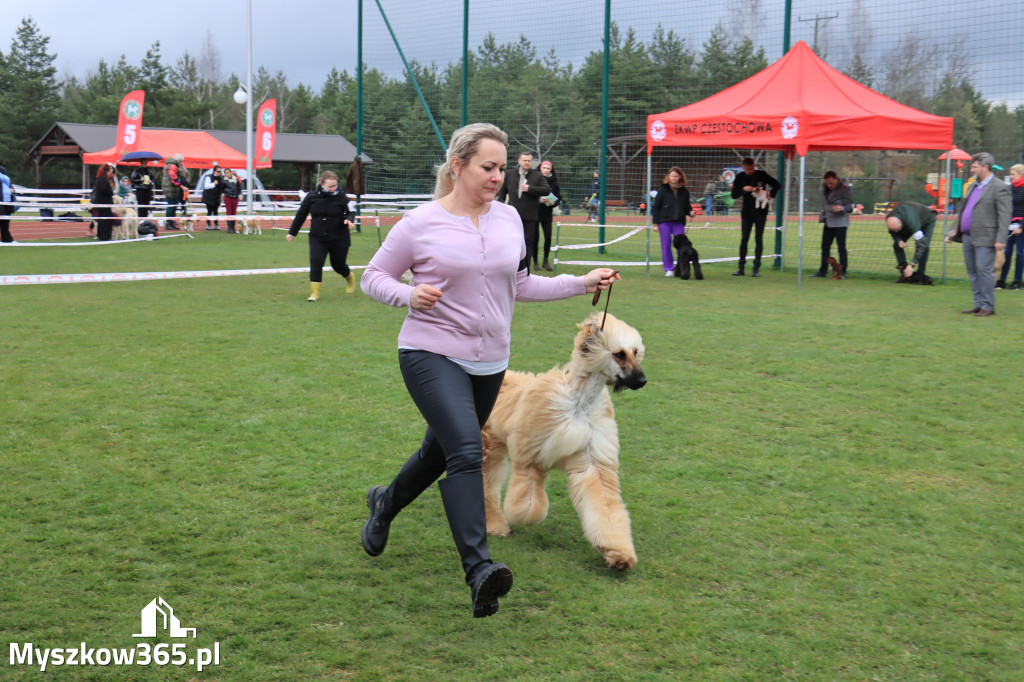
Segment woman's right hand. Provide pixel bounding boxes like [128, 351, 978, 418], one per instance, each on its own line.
[410, 284, 443, 311]
[286, 234, 293, 242]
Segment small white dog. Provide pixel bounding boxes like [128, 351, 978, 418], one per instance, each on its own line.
[752, 186, 770, 210]
[243, 217, 262, 235]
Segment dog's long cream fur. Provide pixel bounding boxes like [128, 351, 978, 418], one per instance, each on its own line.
[481, 311, 646, 570]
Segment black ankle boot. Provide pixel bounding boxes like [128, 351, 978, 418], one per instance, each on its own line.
[438, 474, 512, 617]
[752, 265, 761, 277]
[361, 486, 394, 556]
[810, 270, 826, 277]
[731, 268, 745, 276]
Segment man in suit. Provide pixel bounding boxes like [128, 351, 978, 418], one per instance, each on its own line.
[946, 152, 1012, 316]
[496, 151, 549, 270]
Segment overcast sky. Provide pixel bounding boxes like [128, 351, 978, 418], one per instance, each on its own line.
[3, 1, 1021, 107]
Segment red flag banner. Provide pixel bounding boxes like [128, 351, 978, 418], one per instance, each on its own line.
[254, 99, 277, 169]
[115, 90, 146, 154]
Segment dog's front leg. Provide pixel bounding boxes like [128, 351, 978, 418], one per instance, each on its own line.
[692, 250, 703, 280]
[566, 463, 637, 570]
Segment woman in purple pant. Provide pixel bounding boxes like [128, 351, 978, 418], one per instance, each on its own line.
[652, 166, 696, 276]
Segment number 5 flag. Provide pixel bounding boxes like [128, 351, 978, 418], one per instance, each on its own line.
[116, 90, 145, 154]
[254, 99, 277, 169]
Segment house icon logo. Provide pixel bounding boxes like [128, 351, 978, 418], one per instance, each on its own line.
[133, 597, 197, 638]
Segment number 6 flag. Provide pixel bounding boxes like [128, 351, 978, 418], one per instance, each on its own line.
[116, 90, 145, 154]
[254, 99, 277, 169]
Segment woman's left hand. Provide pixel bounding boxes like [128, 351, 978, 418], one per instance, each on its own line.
[584, 268, 621, 293]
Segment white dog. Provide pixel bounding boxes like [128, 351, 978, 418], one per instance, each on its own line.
[111, 203, 139, 240]
[752, 186, 770, 210]
[243, 217, 262, 235]
[481, 312, 646, 570]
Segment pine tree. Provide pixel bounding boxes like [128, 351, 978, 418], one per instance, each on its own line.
[0, 18, 59, 179]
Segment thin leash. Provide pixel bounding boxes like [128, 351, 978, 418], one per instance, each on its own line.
[591, 270, 619, 330]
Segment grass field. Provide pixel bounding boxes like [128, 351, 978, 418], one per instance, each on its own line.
[2, 230, 1022, 680]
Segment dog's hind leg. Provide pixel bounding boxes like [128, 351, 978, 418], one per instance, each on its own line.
[503, 461, 550, 527]
[566, 463, 637, 570]
[481, 428, 512, 537]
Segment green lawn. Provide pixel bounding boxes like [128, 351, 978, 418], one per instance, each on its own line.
[1, 232, 1022, 680]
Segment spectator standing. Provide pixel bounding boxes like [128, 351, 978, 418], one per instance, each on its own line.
[496, 151, 550, 270]
[221, 169, 241, 234]
[536, 159, 561, 271]
[730, 157, 781, 277]
[0, 164, 14, 244]
[703, 178, 716, 215]
[161, 154, 184, 230]
[130, 159, 156, 217]
[586, 170, 601, 223]
[997, 163, 1024, 290]
[199, 165, 224, 230]
[885, 201, 936, 281]
[286, 170, 356, 302]
[810, 171, 854, 278]
[91, 163, 116, 242]
[652, 166, 696, 276]
[359, 122, 619, 618]
[945, 152, 1012, 316]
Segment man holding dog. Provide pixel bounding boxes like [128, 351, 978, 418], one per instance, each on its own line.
[496, 151, 550, 270]
[886, 201, 936, 283]
[730, 157, 780, 277]
[945, 152, 1011, 316]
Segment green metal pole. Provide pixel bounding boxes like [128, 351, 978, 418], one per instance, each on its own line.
[375, 0, 446, 152]
[774, 0, 793, 268]
[462, 0, 468, 127]
[598, 0, 610, 253]
[355, 0, 363, 232]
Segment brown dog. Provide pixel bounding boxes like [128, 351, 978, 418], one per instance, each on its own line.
[827, 257, 843, 279]
[481, 312, 646, 570]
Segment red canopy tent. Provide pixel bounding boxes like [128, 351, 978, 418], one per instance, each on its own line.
[82, 129, 248, 169]
[644, 41, 955, 283]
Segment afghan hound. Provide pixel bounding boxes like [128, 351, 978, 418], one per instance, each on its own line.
[481, 312, 646, 570]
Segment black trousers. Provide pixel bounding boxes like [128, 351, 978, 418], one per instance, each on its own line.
[308, 231, 351, 282]
[204, 199, 220, 225]
[522, 219, 538, 266]
[738, 207, 769, 266]
[393, 350, 505, 486]
[820, 226, 848, 274]
[537, 216, 553, 262]
[0, 206, 12, 242]
[135, 189, 152, 218]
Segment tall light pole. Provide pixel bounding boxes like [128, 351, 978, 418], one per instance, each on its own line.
[232, 0, 255, 219]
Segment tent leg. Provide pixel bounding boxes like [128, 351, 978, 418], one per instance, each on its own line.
[797, 155, 805, 290]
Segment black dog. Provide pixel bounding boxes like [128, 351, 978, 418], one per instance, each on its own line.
[672, 234, 703, 280]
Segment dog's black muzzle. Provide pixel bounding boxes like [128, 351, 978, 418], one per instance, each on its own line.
[613, 370, 647, 392]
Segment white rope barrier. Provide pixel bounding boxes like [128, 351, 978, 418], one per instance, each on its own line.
[0, 264, 366, 286]
[3, 233, 194, 246]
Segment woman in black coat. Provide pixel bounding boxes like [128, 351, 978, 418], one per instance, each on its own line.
[91, 163, 116, 241]
[652, 166, 695, 276]
[286, 170, 356, 302]
[536, 159, 562, 271]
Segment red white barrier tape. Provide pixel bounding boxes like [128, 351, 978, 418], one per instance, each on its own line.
[0, 264, 366, 286]
[552, 225, 647, 251]
[554, 254, 780, 267]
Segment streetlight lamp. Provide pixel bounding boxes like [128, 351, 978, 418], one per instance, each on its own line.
[232, 0, 254, 221]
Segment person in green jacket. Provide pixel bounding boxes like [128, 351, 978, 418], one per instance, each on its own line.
[886, 201, 936, 281]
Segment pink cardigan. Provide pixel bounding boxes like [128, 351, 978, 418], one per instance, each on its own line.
[361, 200, 586, 362]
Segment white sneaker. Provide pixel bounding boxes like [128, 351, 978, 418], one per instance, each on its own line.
[664, 270, 674, 277]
